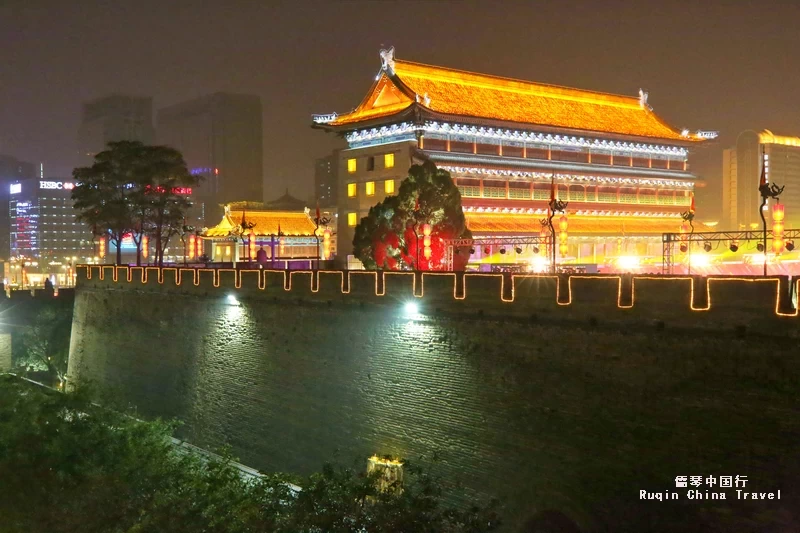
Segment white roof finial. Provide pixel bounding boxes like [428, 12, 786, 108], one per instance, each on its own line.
[379, 47, 396, 75]
[639, 88, 650, 109]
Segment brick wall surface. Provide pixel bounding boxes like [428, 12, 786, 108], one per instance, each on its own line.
[68, 272, 800, 533]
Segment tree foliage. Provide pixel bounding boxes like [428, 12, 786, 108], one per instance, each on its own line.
[353, 161, 471, 270]
[72, 141, 200, 266]
[0, 376, 500, 533]
[12, 306, 72, 387]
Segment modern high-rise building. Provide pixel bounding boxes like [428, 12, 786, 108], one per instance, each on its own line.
[157, 93, 263, 224]
[78, 94, 155, 163]
[0, 154, 36, 261]
[315, 150, 339, 207]
[9, 177, 94, 260]
[722, 130, 800, 230]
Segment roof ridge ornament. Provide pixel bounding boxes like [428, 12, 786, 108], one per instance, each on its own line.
[380, 47, 396, 75]
[638, 89, 651, 110]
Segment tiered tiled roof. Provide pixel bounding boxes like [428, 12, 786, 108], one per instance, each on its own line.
[203, 207, 318, 238]
[323, 51, 702, 142]
[465, 212, 712, 236]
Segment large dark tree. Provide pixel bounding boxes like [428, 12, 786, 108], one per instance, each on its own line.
[72, 141, 139, 265]
[138, 145, 197, 267]
[72, 141, 199, 266]
[353, 161, 471, 270]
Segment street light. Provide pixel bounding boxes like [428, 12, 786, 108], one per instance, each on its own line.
[543, 176, 568, 274]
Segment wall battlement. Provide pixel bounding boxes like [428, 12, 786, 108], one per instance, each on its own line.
[78, 266, 799, 327]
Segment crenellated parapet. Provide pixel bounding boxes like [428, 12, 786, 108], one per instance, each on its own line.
[78, 266, 799, 325]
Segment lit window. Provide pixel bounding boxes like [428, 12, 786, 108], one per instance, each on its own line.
[365, 181, 375, 196]
[385, 179, 395, 194]
[347, 183, 357, 198]
[384, 153, 395, 169]
[348, 212, 358, 226]
[347, 158, 356, 173]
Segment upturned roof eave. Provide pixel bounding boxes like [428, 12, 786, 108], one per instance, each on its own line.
[313, 106, 703, 148]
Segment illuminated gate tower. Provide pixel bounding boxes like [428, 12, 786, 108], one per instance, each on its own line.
[313, 48, 715, 270]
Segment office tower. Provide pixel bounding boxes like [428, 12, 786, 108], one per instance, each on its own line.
[157, 93, 263, 224]
[78, 94, 155, 163]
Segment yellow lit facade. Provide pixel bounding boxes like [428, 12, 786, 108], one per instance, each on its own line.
[314, 48, 710, 270]
[348, 212, 358, 226]
[347, 158, 356, 173]
[202, 203, 336, 262]
[347, 182, 357, 198]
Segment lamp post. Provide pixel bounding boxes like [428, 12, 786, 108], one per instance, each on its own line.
[680, 209, 695, 275]
[228, 211, 256, 265]
[311, 206, 332, 265]
[544, 196, 568, 274]
[759, 182, 784, 277]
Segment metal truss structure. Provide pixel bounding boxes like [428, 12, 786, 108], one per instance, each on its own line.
[443, 236, 547, 270]
[661, 229, 800, 274]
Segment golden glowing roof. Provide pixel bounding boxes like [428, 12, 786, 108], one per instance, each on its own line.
[759, 129, 800, 147]
[328, 54, 699, 142]
[203, 207, 318, 238]
[466, 213, 713, 236]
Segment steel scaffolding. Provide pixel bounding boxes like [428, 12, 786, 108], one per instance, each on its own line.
[661, 229, 800, 274]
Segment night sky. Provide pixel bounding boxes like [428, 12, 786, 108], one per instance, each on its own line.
[2, 0, 799, 217]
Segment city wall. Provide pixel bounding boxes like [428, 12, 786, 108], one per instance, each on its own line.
[67, 266, 800, 532]
[76, 266, 799, 330]
[0, 288, 74, 371]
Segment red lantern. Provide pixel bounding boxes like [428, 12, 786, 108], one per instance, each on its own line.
[249, 229, 256, 259]
[196, 236, 203, 258]
[188, 235, 196, 260]
[323, 228, 331, 259]
[558, 215, 568, 257]
[98, 237, 106, 258]
[142, 236, 149, 259]
[773, 202, 785, 254]
[422, 223, 432, 262]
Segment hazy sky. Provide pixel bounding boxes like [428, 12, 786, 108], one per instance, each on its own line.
[2, 0, 799, 215]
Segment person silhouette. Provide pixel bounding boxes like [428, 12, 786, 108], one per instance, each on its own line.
[256, 246, 268, 264]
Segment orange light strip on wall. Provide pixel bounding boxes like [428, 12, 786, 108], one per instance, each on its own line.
[78, 267, 800, 318]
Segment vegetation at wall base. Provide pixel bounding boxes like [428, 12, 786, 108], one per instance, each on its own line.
[0, 375, 500, 533]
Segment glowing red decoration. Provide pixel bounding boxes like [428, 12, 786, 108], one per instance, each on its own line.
[773, 202, 785, 254]
[558, 215, 568, 257]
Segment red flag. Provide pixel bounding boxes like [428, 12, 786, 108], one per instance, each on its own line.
[549, 176, 556, 202]
[315, 201, 321, 221]
[690, 194, 695, 213]
[277, 222, 281, 236]
[415, 195, 419, 211]
[759, 150, 767, 188]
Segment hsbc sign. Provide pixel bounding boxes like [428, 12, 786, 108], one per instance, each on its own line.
[39, 181, 75, 190]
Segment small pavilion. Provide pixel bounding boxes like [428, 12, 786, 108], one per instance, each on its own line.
[201, 193, 336, 263]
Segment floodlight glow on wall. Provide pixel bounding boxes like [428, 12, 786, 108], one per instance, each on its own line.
[404, 302, 419, 316]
